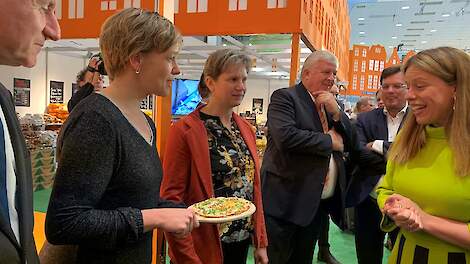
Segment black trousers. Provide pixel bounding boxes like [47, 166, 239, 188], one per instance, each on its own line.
[355, 196, 398, 264]
[318, 210, 330, 248]
[222, 238, 251, 264]
[265, 206, 323, 264]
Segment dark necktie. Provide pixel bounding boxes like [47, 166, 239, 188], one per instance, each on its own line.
[0, 118, 10, 224]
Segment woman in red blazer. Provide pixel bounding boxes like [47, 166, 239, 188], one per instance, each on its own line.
[161, 49, 268, 264]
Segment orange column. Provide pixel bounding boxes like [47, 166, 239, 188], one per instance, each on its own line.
[290, 33, 301, 86]
[153, 2, 175, 264]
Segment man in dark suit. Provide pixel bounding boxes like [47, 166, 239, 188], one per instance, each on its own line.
[261, 50, 353, 264]
[0, 1, 60, 263]
[346, 65, 408, 264]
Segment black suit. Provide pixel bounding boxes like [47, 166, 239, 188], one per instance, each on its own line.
[0, 84, 39, 264]
[261, 82, 353, 264]
[346, 107, 407, 264]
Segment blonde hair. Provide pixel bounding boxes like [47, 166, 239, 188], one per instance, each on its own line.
[201, 49, 251, 96]
[389, 47, 470, 177]
[99, 8, 182, 80]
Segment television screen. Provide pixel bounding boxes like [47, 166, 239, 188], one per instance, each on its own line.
[171, 79, 201, 115]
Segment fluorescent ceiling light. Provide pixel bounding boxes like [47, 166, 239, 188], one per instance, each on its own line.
[392, 36, 397, 39]
[401, 6, 410, 10]
[251, 67, 266, 72]
[358, 17, 365, 21]
[360, 42, 365, 45]
[442, 14, 450, 17]
[421, 40, 427, 44]
[388, 46, 394, 48]
[359, 31, 365, 34]
[396, 23, 403, 27]
[430, 29, 437, 32]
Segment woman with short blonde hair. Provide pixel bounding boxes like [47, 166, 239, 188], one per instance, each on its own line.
[46, 8, 198, 263]
[161, 49, 268, 264]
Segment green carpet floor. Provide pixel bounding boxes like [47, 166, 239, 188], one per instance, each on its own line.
[34, 189, 390, 264]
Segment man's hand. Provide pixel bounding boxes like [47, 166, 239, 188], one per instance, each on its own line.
[88, 56, 100, 71]
[328, 128, 344, 152]
[312, 91, 341, 120]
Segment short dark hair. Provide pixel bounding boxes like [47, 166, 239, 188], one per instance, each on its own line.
[380, 65, 401, 85]
[76, 68, 88, 83]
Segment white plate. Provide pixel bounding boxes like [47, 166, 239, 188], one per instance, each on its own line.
[189, 202, 256, 224]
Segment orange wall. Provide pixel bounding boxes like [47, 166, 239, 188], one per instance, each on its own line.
[386, 48, 401, 68]
[174, 1, 302, 35]
[348, 44, 386, 96]
[174, 0, 350, 81]
[58, 0, 157, 39]
[299, 0, 350, 81]
[403, 50, 416, 64]
[57, 1, 351, 82]
[348, 44, 417, 96]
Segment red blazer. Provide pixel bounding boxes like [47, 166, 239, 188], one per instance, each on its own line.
[160, 107, 268, 264]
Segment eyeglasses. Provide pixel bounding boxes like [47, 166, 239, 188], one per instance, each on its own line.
[381, 83, 407, 90]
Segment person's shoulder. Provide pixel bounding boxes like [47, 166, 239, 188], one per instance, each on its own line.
[0, 83, 9, 95]
[358, 108, 383, 121]
[67, 94, 120, 124]
[271, 85, 297, 100]
[170, 110, 202, 132]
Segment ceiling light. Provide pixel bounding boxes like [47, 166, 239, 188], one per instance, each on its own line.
[359, 31, 365, 34]
[396, 23, 403, 27]
[421, 40, 427, 44]
[401, 6, 410, 9]
[442, 13, 450, 17]
[360, 42, 365, 45]
[388, 46, 394, 48]
[223, 44, 227, 46]
[392, 36, 397, 39]
[358, 17, 365, 21]
[251, 67, 265, 72]
[430, 29, 437, 32]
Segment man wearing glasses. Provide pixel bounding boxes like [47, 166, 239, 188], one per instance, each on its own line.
[346, 65, 408, 264]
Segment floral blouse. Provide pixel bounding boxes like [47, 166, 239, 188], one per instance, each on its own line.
[199, 112, 255, 243]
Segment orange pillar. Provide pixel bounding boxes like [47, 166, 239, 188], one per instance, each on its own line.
[290, 33, 301, 86]
[153, 2, 175, 264]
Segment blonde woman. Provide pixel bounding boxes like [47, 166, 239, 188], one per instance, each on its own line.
[45, 8, 198, 263]
[161, 49, 268, 264]
[377, 47, 470, 263]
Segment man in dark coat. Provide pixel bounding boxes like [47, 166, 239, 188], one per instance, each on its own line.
[0, 1, 60, 263]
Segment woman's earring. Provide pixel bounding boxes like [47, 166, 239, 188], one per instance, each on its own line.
[453, 94, 456, 111]
[136, 68, 140, 74]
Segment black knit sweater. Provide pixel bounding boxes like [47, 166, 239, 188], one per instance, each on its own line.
[46, 93, 179, 263]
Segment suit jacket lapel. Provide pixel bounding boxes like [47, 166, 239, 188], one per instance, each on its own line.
[397, 107, 409, 132]
[377, 109, 389, 140]
[184, 113, 214, 198]
[0, 85, 22, 250]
